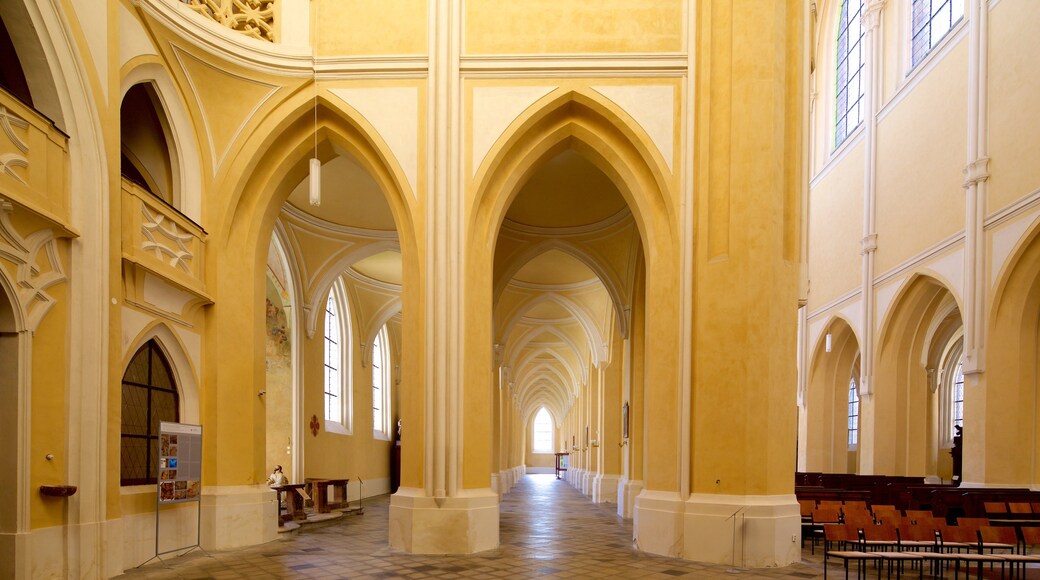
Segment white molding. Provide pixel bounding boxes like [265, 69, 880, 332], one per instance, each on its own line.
[807, 231, 968, 322]
[171, 46, 281, 175]
[810, 125, 865, 188]
[281, 202, 399, 241]
[873, 231, 966, 287]
[984, 185, 1040, 230]
[507, 277, 600, 292]
[136, 0, 314, 76]
[500, 208, 632, 237]
[461, 53, 688, 77]
[881, 18, 968, 125]
[316, 57, 429, 79]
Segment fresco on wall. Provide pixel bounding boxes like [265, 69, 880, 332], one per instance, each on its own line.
[265, 271, 293, 475]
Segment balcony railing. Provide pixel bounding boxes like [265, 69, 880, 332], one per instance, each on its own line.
[0, 89, 69, 224]
[121, 178, 210, 301]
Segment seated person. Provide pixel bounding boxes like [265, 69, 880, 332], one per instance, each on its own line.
[267, 465, 288, 487]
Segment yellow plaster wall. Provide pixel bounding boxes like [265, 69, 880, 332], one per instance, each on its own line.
[873, 43, 968, 275]
[316, 0, 427, 57]
[807, 145, 865, 310]
[464, 0, 684, 55]
[987, 0, 1040, 213]
[302, 309, 392, 483]
[29, 276, 68, 528]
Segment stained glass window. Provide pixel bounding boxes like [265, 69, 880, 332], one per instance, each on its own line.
[372, 325, 391, 438]
[951, 361, 964, 437]
[836, 0, 865, 147]
[121, 340, 178, 486]
[848, 376, 860, 447]
[911, 0, 965, 67]
[324, 293, 342, 423]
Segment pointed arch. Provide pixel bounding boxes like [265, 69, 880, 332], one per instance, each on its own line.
[120, 60, 204, 220]
[360, 299, 404, 369]
[986, 216, 1040, 484]
[218, 92, 418, 257]
[805, 315, 861, 473]
[304, 239, 401, 339]
[872, 273, 960, 476]
[471, 87, 676, 255]
[123, 321, 200, 424]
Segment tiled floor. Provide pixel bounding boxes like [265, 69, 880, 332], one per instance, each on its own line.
[118, 473, 1010, 579]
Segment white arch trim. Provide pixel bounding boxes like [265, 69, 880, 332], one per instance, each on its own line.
[495, 239, 629, 340]
[269, 224, 306, 482]
[499, 292, 606, 366]
[514, 349, 581, 396]
[503, 324, 588, 386]
[303, 240, 401, 338]
[123, 322, 201, 425]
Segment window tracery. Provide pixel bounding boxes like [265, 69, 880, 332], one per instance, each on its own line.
[181, 0, 276, 42]
[836, 0, 865, 147]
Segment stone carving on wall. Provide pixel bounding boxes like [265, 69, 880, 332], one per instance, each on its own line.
[182, 0, 276, 42]
[0, 199, 68, 332]
[141, 205, 194, 274]
[0, 105, 30, 185]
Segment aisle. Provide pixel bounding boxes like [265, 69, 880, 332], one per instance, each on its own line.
[116, 474, 827, 578]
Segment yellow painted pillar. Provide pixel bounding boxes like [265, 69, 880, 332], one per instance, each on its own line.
[594, 329, 623, 503]
[681, 0, 805, 568]
[619, 266, 646, 517]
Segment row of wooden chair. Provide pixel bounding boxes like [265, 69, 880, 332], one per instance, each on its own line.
[986, 501, 1040, 517]
[823, 521, 1040, 579]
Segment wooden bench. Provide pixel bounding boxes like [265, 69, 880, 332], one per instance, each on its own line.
[272, 483, 308, 525]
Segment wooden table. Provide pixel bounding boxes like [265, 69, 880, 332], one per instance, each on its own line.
[306, 478, 350, 513]
[554, 452, 569, 480]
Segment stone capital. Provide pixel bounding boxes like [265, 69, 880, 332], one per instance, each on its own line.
[963, 157, 991, 188]
[859, 233, 878, 255]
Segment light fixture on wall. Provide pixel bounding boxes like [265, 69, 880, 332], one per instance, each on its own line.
[825, 333, 833, 353]
[308, 2, 321, 206]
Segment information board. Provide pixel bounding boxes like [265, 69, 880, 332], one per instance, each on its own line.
[157, 422, 202, 504]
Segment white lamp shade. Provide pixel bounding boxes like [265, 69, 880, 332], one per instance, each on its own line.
[308, 157, 321, 206]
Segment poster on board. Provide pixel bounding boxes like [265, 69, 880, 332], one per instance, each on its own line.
[157, 422, 202, 504]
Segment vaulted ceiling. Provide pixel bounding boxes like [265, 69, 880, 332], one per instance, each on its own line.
[493, 148, 642, 427]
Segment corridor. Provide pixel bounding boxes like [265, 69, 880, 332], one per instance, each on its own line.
[117, 475, 826, 578]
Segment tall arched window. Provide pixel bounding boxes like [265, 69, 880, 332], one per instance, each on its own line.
[324, 292, 342, 424]
[950, 361, 964, 437]
[532, 408, 553, 453]
[938, 336, 964, 446]
[911, 0, 965, 67]
[847, 375, 860, 448]
[836, 0, 865, 147]
[121, 340, 179, 486]
[372, 324, 391, 439]
[323, 283, 352, 433]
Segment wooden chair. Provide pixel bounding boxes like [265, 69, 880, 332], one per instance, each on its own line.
[823, 524, 873, 580]
[1009, 502, 1033, 518]
[984, 501, 1008, 516]
[978, 525, 1017, 555]
[1020, 525, 1040, 554]
[810, 507, 843, 555]
[938, 523, 975, 553]
[905, 509, 933, 525]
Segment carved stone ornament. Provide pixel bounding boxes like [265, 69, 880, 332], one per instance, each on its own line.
[0, 105, 30, 185]
[182, 0, 276, 43]
[0, 199, 68, 332]
[141, 204, 195, 274]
